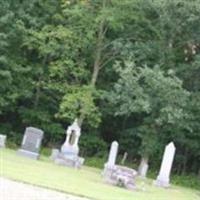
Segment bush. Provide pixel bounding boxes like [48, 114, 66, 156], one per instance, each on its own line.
[172, 174, 200, 190]
[79, 135, 108, 157]
[84, 157, 106, 169]
[147, 170, 200, 190]
[5, 131, 23, 149]
[6, 140, 19, 150]
[41, 147, 52, 157]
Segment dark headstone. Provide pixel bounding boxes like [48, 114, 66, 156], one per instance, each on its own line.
[17, 127, 44, 160]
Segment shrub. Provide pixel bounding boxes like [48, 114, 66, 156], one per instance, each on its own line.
[41, 147, 52, 157]
[172, 174, 200, 190]
[84, 157, 106, 169]
[79, 135, 108, 157]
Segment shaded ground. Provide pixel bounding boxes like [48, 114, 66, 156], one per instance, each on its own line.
[0, 177, 90, 200]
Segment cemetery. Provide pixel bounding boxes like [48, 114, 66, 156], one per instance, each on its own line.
[1, 148, 199, 200]
[1, 0, 200, 200]
[0, 123, 199, 200]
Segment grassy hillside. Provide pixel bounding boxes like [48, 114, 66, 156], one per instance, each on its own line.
[0, 149, 199, 200]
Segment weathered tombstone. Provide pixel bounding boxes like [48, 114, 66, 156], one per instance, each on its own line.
[0, 134, 7, 148]
[121, 152, 128, 165]
[61, 119, 81, 157]
[138, 158, 149, 178]
[17, 127, 44, 160]
[155, 142, 176, 187]
[103, 141, 119, 177]
[107, 141, 119, 166]
[50, 148, 59, 160]
[112, 165, 137, 190]
[53, 119, 84, 168]
[139, 163, 149, 178]
[103, 141, 137, 190]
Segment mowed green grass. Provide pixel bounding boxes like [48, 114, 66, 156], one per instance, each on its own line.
[0, 149, 199, 200]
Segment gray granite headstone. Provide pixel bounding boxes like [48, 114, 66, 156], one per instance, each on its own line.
[139, 162, 149, 178]
[0, 134, 7, 148]
[121, 152, 128, 165]
[17, 127, 44, 160]
[138, 158, 149, 178]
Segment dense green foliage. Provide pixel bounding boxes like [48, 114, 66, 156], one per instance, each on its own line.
[0, 0, 200, 177]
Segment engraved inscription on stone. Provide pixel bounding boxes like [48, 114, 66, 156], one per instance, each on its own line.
[21, 127, 43, 153]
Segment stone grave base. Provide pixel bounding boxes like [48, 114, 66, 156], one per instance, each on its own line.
[103, 165, 137, 190]
[154, 177, 170, 188]
[54, 155, 84, 169]
[17, 149, 39, 160]
[51, 149, 84, 169]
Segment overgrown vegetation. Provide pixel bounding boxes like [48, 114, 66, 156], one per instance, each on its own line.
[0, 0, 200, 178]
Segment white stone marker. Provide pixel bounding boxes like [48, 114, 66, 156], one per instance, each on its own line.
[138, 158, 149, 178]
[107, 141, 119, 167]
[103, 141, 119, 177]
[155, 142, 176, 187]
[0, 135, 7, 148]
[121, 152, 128, 165]
[61, 118, 81, 155]
[140, 163, 149, 178]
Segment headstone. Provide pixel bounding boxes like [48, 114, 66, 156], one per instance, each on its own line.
[113, 166, 137, 190]
[107, 141, 119, 167]
[61, 119, 81, 157]
[103, 141, 119, 177]
[103, 141, 137, 190]
[53, 119, 84, 168]
[139, 163, 149, 178]
[155, 142, 176, 187]
[0, 135, 7, 148]
[138, 158, 149, 178]
[121, 152, 128, 165]
[50, 148, 59, 160]
[17, 127, 44, 160]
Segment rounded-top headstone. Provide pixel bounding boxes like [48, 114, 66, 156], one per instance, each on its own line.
[112, 141, 119, 147]
[107, 141, 119, 167]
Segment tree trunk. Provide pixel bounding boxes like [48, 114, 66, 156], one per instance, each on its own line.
[77, 114, 84, 127]
[78, 0, 107, 127]
[34, 57, 47, 108]
[91, 0, 106, 86]
[34, 76, 42, 108]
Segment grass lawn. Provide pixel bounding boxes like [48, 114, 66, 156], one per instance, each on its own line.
[0, 148, 199, 200]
